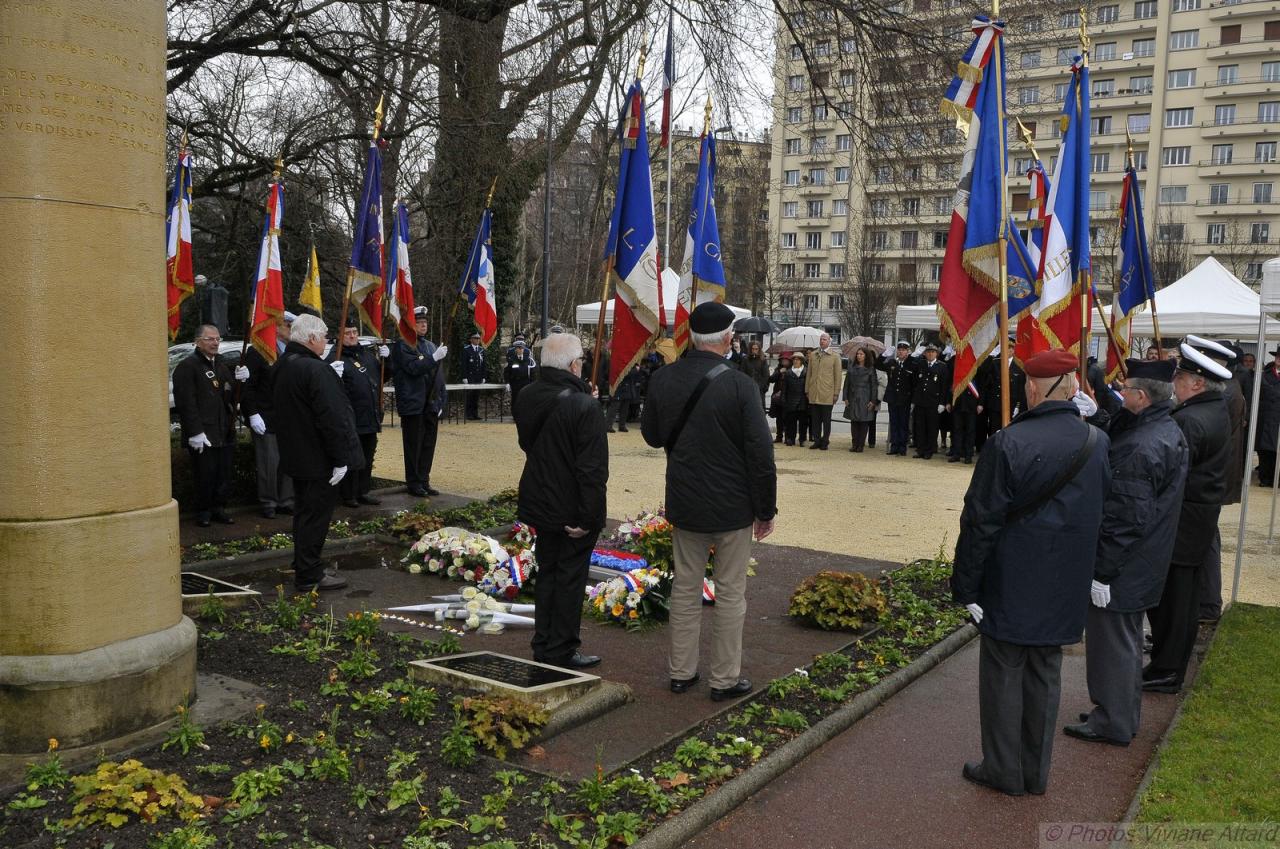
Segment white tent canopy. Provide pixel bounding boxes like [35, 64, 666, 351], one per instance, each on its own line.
[575, 268, 751, 326]
[894, 303, 940, 330]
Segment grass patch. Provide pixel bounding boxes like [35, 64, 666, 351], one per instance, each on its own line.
[1135, 603, 1280, 822]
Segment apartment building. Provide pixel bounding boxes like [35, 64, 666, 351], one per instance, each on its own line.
[769, 0, 1280, 339]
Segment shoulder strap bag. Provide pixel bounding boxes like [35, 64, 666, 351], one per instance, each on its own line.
[664, 363, 731, 454]
[1006, 423, 1099, 523]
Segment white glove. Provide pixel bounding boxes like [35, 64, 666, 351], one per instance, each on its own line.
[1072, 390, 1098, 418]
[234, 365, 250, 382]
[330, 360, 345, 377]
[938, 404, 945, 413]
[188, 433, 211, 453]
[1090, 580, 1111, 609]
[378, 345, 391, 358]
[432, 345, 449, 362]
[943, 344, 955, 357]
[965, 603, 984, 624]
[328, 466, 347, 486]
[913, 344, 926, 356]
[248, 413, 267, 436]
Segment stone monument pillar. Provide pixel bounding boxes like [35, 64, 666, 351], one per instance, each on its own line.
[0, 1, 196, 755]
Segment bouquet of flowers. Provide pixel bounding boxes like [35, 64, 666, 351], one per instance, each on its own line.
[404, 527, 505, 582]
[476, 549, 536, 600]
[504, 521, 536, 555]
[585, 568, 668, 629]
[606, 509, 674, 572]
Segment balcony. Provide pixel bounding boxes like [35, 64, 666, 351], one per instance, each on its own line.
[799, 119, 836, 133]
[1192, 197, 1280, 215]
[1199, 117, 1280, 138]
[796, 215, 829, 228]
[1206, 35, 1280, 59]
[1196, 158, 1280, 176]
[797, 181, 833, 196]
[1201, 75, 1280, 98]
[1208, 0, 1280, 21]
[800, 150, 835, 165]
[796, 247, 831, 260]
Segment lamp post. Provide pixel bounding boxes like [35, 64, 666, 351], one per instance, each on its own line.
[537, 0, 573, 339]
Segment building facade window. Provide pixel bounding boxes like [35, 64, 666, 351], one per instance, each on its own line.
[787, 107, 803, 123]
[784, 169, 800, 186]
[787, 75, 804, 92]
[1130, 74, 1153, 93]
[828, 268, 846, 284]
[808, 168, 826, 185]
[1207, 223, 1226, 244]
[1259, 101, 1280, 122]
[806, 200, 824, 218]
[1134, 0, 1157, 19]
[902, 197, 920, 215]
[870, 198, 890, 216]
[1209, 183, 1230, 204]
[1250, 222, 1270, 243]
[1095, 42, 1117, 61]
[831, 231, 846, 247]
[1158, 185, 1188, 204]
[1257, 141, 1278, 162]
[1168, 30, 1199, 50]
[1172, 0, 1200, 11]
[781, 232, 797, 248]
[871, 230, 888, 249]
[1263, 62, 1280, 83]
[901, 230, 919, 249]
[832, 199, 848, 215]
[783, 201, 798, 217]
[836, 134, 852, 151]
[1093, 152, 1112, 172]
[1162, 146, 1191, 166]
[804, 265, 821, 280]
[1157, 223, 1185, 241]
[1097, 5, 1120, 23]
[1132, 38, 1155, 58]
[933, 230, 949, 248]
[1168, 69, 1196, 88]
[1218, 64, 1239, 84]
[804, 294, 819, 308]
[1245, 262, 1263, 280]
[1254, 182, 1273, 203]
[834, 166, 851, 182]
[1093, 78, 1115, 96]
[785, 138, 802, 154]
[1128, 113, 1151, 133]
[1212, 144, 1233, 164]
[805, 231, 823, 249]
[1215, 104, 1236, 125]
[1165, 107, 1194, 127]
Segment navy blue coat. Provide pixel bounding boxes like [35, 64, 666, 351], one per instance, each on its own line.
[1095, 402, 1189, 612]
[952, 400, 1112, 646]
[339, 344, 383, 435]
[876, 354, 914, 406]
[461, 344, 487, 383]
[390, 338, 443, 417]
[1170, 390, 1230, 567]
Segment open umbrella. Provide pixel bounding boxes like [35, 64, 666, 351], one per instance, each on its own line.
[734, 315, 782, 334]
[770, 325, 823, 351]
[841, 336, 887, 357]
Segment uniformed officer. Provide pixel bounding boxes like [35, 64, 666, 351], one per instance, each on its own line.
[952, 348, 1112, 796]
[1064, 357, 1187, 746]
[876, 341, 914, 455]
[908, 342, 948, 459]
[391, 306, 448, 497]
[172, 324, 237, 527]
[461, 332, 487, 421]
[338, 320, 389, 507]
[976, 347, 1026, 451]
[234, 311, 297, 519]
[505, 335, 537, 412]
[1144, 339, 1233, 694]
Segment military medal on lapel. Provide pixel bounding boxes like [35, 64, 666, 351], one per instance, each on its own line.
[206, 369, 219, 388]
[418, 354, 424, 360]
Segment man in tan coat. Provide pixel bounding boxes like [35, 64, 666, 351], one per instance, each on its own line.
[805, 332, 843, 450]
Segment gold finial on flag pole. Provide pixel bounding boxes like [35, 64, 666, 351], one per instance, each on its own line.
[636, 41, 648, 81]
[372, 94, 386, 142]
[1016, 117, 1039, 163]
[485, 176, 498, 208]
[1078, 7, 1090, 53]
[272, 156, 284, 181]
[704, 95, 713, 135]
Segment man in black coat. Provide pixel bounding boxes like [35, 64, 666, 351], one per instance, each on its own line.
[1144, 340, 1233, 693]
[338, 320, 387, 508]
[172, 324, 237, 527]
[642, 302, 778, 702]
[505, 336, 537, 411]
[876, 341, 914, 455]
[461, 332, 487, 421]
[1256, 347, 1280, 486]
[907, 342, 948, 459]
[515, 333, 609, 670]
[390, 306, 448, 497]
[951, 348, 1112, 796]
[1064, 359, 1188, 747]
[235, 312, 297, 519]
[946, 377, 980, 464]
[272, 314, 363, 592]
[607, 365, 643, 433]
[975, 349, 1026, 450]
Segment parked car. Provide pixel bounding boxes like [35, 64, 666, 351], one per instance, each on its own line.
[168, 341, 245, 415]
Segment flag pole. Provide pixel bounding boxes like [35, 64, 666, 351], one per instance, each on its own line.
[445, 176, 499, 347]
[237, 155, 283, 413]
[992, 0, 1011, 427]
[592, 44, 648, 391]
[1076, 9, 1091, 385]
[1133, 129, 1165, 358]
[337, 95, 384, 358]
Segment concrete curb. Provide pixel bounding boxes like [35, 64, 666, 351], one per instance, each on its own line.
[537, 682, 634, 744]
[183, 533, 401, 579]
[634, 624, 978, 849]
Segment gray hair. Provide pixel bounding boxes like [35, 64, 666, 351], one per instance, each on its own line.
[1197, 375, 1226, 394]
[290, 313, 328, 344]
[194, 324, 219, 341]
[1127, 377, 1173, 402]
[541, 332, 583, 370]
[691, 328, 733, 350]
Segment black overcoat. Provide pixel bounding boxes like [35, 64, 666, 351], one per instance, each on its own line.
[951, 400, 1112, 646]
[876, 354, 914, 405]
[780, 368, 809, 413]
[1170, 390, 1230, 567]
[272, 341, 363, 481]
[389, 338, 441, 416]
[462, 345, 487, 382]
[1095, 402, 1189, 612]
[907, 356, 948, 406]
[172, 351, 236, 446]
[1256, 364, 1280, 453]
[239, 346, 280, 431]
[340, 344, 384, 435]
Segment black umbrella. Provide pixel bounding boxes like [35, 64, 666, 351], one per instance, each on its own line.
[734, 316, 782, 334]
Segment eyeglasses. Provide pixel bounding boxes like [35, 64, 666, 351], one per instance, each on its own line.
[199, 336, 221, 343]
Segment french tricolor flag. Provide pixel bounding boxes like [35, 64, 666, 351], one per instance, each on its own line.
[385, 199, 418, 347]
[459, 206, 499, 347]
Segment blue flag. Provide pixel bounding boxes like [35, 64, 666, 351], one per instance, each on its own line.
[348, 141, 384, 334]
[685, 133, 725, 292]
[1106, 162, 1156, 378]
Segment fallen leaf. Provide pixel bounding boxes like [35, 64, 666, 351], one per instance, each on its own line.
[525, 745, 546, 759]
[202, 795, 224, 810]
[658, 772, 691, 789]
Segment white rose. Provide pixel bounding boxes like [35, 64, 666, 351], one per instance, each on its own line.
[465, 614, 480, 630]
[428, 558, 441, 570]
[485, 552, 498, 564]
[461, 586, 479, 600]
[466, 600, 481, 613]
[407, 563, 422, 575]
[463, 570, 475, 581]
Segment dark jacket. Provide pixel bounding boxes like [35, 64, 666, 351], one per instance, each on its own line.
[781, 367, 809, 413]
[172, 351, 236, 446]
[767, 366, 787, 417]
[1095, 402, 1189, 612]
[239, 346, 280, 431]
[462, 344, 487, 383]
[738, 353, 771, 394]
[641, 350, 778, 532]
[272, 341, 363, 481]
[907, 355, 948, 406]
[1221, 377, 1246, 505]
[951, 400, 1112, 645]
[876, 354, 914, 406]
[977, 355, 1026, 418]
[1170, 390, 1230, 567]
[843, 363, 879, 422]
[515, 368, 608, 531]
[340, 344, 384, 435]
[1258, 364, 1280, 453]
[613, 366, 643, 402]
[390, 338, 443, 417]
[1086, 359, 1118, 430]
[950, 379, 981, 414]
[505, 347, 537, 385]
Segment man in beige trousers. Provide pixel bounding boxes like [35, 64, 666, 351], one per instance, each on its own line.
[806, 332, 843, 450]
[641, 302, 778, 701]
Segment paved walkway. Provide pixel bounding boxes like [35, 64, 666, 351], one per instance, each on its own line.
[690, 635, 1192, 849]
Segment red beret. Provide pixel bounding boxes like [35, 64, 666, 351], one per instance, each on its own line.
[1024, 349, 1078, 378]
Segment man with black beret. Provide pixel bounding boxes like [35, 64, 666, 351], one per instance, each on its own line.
[952, 348, 1112, 796]
[642, 301, 777, 702]
[1064, 358, 1187, 747]
[1144, 339, 1233, 693]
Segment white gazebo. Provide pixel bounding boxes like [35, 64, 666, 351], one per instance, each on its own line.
[575, 269, 751, 327]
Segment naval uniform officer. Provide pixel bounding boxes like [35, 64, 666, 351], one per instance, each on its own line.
[172, 324, 237, 527]
[338, 319, 389, 507]
[390, 306, 448, 497]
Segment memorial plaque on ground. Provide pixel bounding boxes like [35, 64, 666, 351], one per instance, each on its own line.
[180, 572, 260, 616]
[409, 651, 599, 710]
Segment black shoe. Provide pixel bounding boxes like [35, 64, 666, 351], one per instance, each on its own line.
[784, 440, 795, 446]
[618, 426, 629, 432]
[196, 513, 211, 528]
[808, 443, 821, 449]
[670, 673, 700, 694]
[559, 652, 601, 669]
[212, 511, 235, 525]
[407, 486, 430, 497]
[819, 443, 828, 450]
[961, 762, 1024, 796]
[964, 457, 972, 464]
[277, 505, 294, 516]
[425, 487, 441, 496]
[774, 437, 783, 444]
[342, 498, 361, 508]
[296, 574, 348, 593]
[913, 452, 925, 458]
[261, 506, 277, 519]
[1079, 712, 1091, 723]
[1063, 723, 1130, 746]
[710, 678, 752, 702]
[357, 494, 381, 506]
[1142, 674, 1181, 693]
[849, 446, 858, 452]
[948, 456, 960, 463]
[607, 428, 616, 433]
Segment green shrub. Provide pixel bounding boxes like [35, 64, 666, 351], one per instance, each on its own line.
[788, 571, 888, 631]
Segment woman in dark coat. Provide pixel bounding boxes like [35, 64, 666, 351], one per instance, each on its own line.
[738, 340, 771, 406]
[767, 361, 788, 443]
[843, 348, 880, 452]
[781, 352, 810, 446]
